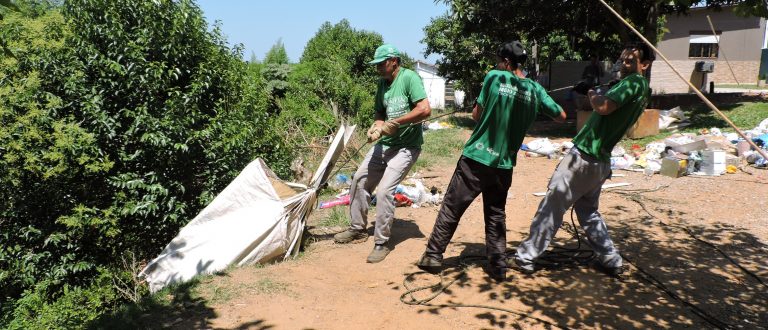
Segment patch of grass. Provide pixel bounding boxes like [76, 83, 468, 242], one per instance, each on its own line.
[414, 127, 468, 171]
[317, 207, 349, 227]
[621, 101, 768, 149]
[249, 278, 290, 296]
[445, 113, 476, 129]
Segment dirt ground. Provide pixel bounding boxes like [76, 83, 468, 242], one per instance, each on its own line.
[168, 128, 768, 330]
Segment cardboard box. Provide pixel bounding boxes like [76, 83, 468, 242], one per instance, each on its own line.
[660, 157, 687, 178]
[664, 137, 708, 153]
[701, 150, 726, 175]
[626, 109, 660, 139]
[576, 110, 593, 132]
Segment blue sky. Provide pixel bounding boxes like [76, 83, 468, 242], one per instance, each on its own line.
[196, 0, 449, 64]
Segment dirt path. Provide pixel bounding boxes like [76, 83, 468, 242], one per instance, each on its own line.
[168, 134, 768, 330]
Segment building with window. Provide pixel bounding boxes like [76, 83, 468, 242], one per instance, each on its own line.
[650, 6, 767, 94]
[413, 61, 465, 110]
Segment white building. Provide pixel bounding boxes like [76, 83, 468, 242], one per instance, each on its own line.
[413, 61, 465, 110]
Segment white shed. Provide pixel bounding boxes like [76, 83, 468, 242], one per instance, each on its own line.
[413, 61, 464, 110]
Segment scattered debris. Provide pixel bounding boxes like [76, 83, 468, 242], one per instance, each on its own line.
[532, 182, 631, 196]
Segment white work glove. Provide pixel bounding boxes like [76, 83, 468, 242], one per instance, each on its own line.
[380, 120, 400, 136]
[366, 123, 382, 143]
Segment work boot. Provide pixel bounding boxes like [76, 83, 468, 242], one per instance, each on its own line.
[487, 253, 508, 282]
[486, 265, 507, 282]
[333, 229, 368, 244]
[366, 244, 391, 263]
[510, 257, 536, 275]
[416, 253, 442, 273]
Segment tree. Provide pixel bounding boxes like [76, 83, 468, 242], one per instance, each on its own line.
[292, 20, 383, 126]
[1, 0, 291, 326]
[264, 38, 290, 64]
[262, 39, 291, 105]
[426, 0, 768, 93]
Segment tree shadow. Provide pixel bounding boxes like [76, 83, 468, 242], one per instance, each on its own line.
[222, 319, 276, 330]
[396, 202, 768, 329]
[87, 279, 217, 329]
[682, 102, 741, 130]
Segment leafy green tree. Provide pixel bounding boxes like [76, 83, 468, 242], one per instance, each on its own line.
[280, 19, 384, 134]
[264, 38, 290, 64]
[427, 0, 768, 91]
[1, 0, 290, 326]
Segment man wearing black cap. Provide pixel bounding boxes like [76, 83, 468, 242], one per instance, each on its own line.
[416, 40, 566, 281]
[513, 43, 655, 277]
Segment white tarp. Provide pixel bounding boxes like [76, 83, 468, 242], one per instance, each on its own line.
[140, 124, 356, 292]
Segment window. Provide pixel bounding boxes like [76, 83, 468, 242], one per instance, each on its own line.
[688, 33, 719, 58]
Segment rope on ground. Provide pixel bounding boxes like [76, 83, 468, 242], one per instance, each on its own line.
[398, 214, 595, 329]
[606, 185, 767, 289]
[399, 256, 566, 329]
[619, 253, 731, 330]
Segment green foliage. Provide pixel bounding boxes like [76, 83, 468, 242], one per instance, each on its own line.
[6, 269, 118, 330]
[279, 20, 384, 141]
[264, 38, 290, 64]
[427, 0, 749, 92]
[0, 0, 292, 327]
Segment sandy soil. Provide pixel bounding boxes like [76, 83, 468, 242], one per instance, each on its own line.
[165, 131, 768, 330]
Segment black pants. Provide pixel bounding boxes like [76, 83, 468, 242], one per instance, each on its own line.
[425, 156, 512, 267]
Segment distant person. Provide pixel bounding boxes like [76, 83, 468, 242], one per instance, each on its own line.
[416, 41, 566, 281]
[581, 55, 603, 87]
[333, 44, 431, 263]
[513, 43, 656, 277]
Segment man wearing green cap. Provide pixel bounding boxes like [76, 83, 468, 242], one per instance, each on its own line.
[334, 44, 431, 263]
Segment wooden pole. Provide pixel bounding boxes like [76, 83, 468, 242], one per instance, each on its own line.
[706, 15, 740, 85]
[596, 0, 768, 161]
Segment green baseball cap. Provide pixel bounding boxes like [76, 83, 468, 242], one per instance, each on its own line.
[368, 44, 401, 64]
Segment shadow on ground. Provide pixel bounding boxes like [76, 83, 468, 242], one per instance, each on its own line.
[395, 197, 768, 329]
[87, 279, 218, 329]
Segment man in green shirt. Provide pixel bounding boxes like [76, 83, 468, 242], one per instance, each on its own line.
[416, 41, 565, 281]
[513, 43, 655, 276]
[334, 44, 431, 263]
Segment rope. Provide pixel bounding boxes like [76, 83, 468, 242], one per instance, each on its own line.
[326, 111, 461, 183]
[398, 213, 591, 329]
[606, 185, 768, 329]
[399, 255, 567, 329]
[607, 187, 767, 289]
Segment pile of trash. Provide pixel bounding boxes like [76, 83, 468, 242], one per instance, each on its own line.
[319, 174, 443, 209]
[609, 117, 768, 177]
[521, 138, 574, 159]
[520, 117, 768, 177]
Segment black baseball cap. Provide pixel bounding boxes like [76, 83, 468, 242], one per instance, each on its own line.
[497, 41, 527, 63]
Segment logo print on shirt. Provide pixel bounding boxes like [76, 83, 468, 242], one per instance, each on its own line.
[385, 96, 409, 119]
[499, 83, 517, 96]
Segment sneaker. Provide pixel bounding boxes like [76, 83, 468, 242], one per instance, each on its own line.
[366, 244, 391, 263]
[333, 229, 368, 244]
[416, 253, 442, 273]
[595, 263, 626, 278]
[510, 257, 536, 275]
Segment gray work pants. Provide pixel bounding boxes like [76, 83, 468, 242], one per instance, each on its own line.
[349, 144, 420, 245]
[516, 148, 622, 268]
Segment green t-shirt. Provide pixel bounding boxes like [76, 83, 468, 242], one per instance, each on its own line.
[462, 69, 563, 169]
[573, 73, 650, 161]
[374, 68, 428, 149]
